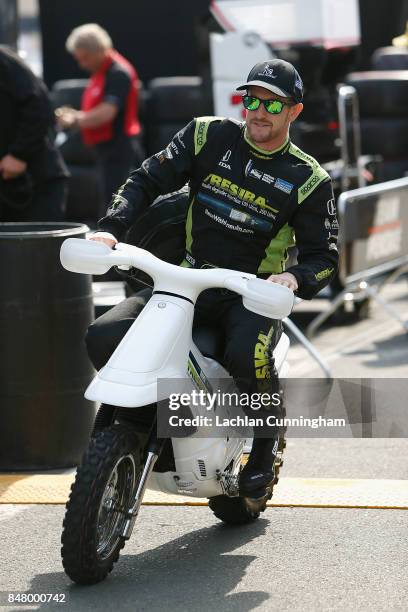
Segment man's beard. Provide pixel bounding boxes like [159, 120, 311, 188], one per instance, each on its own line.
[247, 121, 275, 143]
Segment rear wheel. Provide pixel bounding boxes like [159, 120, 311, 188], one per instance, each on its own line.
[208, 492, 271, 525]
[61, 424, 142, 584]
[209, 421, 286, 525]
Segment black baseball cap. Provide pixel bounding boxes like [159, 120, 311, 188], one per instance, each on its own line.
[237, 59, 304, 103]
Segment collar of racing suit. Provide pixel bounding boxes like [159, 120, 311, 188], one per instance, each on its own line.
[243, 127, 290, 159]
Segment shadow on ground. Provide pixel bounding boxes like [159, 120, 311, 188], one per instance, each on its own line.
[22, 518, 270, 612]
[345, 332, 408, 368]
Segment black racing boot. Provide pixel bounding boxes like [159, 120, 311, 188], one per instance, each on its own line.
[239, 437, 278, 498]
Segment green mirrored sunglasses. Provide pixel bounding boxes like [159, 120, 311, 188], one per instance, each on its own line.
[242, 94, 290, 114]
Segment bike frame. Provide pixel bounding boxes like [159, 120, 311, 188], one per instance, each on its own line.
[60, 239, 293, 499]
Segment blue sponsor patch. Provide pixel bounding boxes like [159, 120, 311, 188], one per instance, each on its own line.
[197, 192, 273, 233]
[275, 178, 294, 194]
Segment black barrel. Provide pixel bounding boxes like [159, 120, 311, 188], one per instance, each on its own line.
[0, 223, 96, 470]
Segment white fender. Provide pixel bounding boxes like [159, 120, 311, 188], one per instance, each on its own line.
[85, 294, 194, 407]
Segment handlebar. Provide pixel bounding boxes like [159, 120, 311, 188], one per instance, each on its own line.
[60, 238, 294, 319]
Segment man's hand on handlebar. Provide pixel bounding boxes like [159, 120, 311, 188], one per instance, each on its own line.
[266, 272, 298, 291]
[86, 234, 298, 291]
[88, 232, 118, 249]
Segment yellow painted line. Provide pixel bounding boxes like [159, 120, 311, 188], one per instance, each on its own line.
[0, 473, 407, 509]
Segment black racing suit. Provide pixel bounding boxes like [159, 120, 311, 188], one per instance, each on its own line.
[98, 116, 339, 299]
[86, 117, 339, 489]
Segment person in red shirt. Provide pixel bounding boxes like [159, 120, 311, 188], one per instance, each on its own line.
[57, 23, 144, 210]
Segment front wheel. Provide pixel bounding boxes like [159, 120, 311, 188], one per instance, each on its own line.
[61, 424, 142, 584]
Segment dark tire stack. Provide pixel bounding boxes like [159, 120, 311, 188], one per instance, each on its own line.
[345, 71, 408, 180]
[289, 84, 340, 163]
[144, 76, 213, 155]
[51, 79, 147, 228]
[291, 120, 339, 163]
[371, 47, 408, 71]
[51, 79, 104, 227]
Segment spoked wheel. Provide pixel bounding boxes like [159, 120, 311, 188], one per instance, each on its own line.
[61, 424, 142, 584]
[95, 454, 135, 560]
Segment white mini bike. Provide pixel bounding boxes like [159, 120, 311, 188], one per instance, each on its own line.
[59, 238, 293, 584]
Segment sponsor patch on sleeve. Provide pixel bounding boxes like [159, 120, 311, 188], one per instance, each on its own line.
[315, 267, 334, 281]
[275, 178, 294, 194]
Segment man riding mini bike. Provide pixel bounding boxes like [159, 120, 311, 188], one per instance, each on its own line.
[86, 58, 338, 494]
[60, 59, 339, 584]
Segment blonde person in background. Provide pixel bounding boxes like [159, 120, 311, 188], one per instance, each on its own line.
[56, 24, 144, 212]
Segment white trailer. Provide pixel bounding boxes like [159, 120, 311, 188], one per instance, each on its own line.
[210, 0, 361, 118]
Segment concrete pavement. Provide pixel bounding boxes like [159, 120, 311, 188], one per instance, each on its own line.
[0, 502, 407, 612]
[1, 277, 407, 611]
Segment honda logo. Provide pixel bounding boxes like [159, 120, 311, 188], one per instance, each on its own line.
[327, 198, 336, 216]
